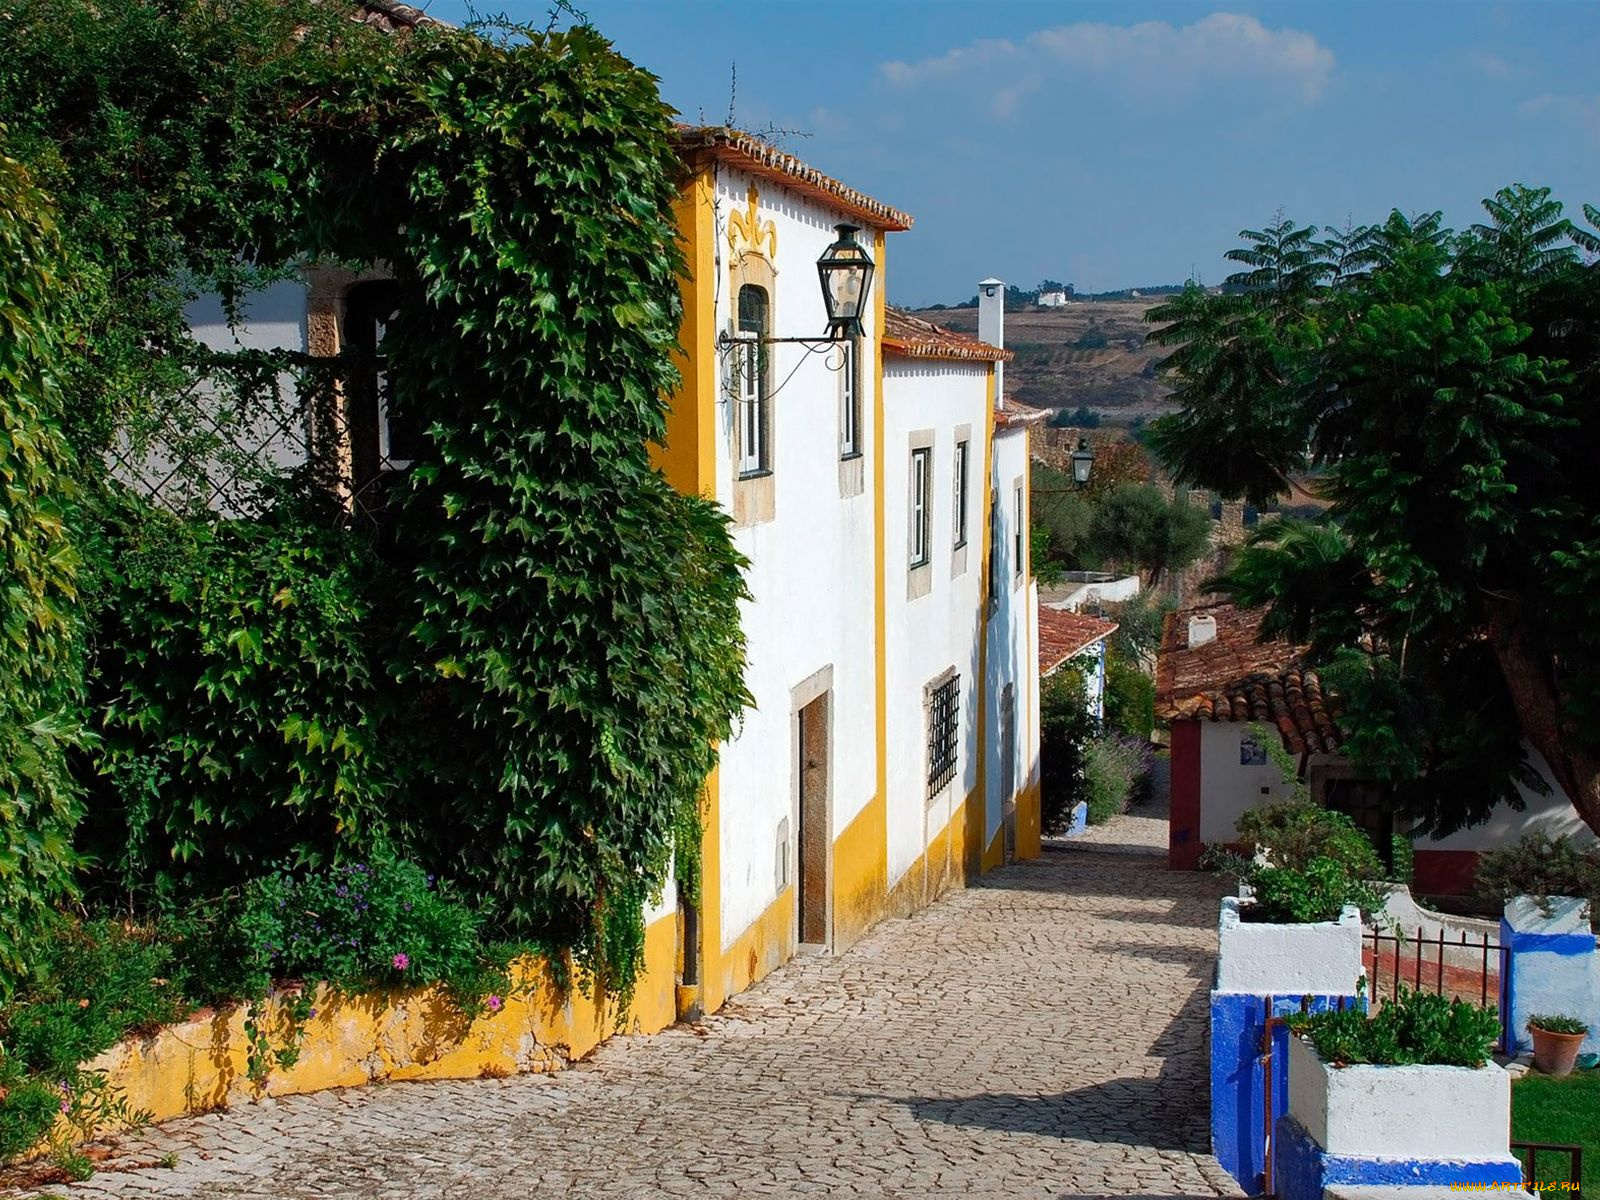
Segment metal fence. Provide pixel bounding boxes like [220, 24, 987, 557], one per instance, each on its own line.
[1365, 924, 1505, 1041]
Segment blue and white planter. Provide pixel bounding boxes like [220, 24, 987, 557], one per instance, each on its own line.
[1211, 898, 1365, 1195]
[1274, 1035, 1523, 1200]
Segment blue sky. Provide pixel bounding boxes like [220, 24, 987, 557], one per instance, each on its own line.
[426, 1, 1600, 307]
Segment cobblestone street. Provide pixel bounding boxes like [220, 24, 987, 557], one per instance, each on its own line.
[22, 803, 1241, 1200]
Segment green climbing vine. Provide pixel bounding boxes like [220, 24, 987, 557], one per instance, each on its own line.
[0, 0, 749, 1004]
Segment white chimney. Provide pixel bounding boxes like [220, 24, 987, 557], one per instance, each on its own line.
[1188, 615, 1218, 649]
[978, 277, 1004, 407]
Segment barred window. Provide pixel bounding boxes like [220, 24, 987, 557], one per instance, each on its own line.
[926, 671, 960, 798]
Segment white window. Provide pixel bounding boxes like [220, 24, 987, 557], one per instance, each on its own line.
[1013, 484, 1025, 581]
[839, 339, 861, 458]
[910, 447, 931, 568]
[737, 284, 769, 477]
[953, 439, 969, 548]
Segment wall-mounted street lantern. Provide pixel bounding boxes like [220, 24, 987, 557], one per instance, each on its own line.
[716, 223, 875, 354]
[817, 224, 874, 339]
[1071, 437, 1095, 489]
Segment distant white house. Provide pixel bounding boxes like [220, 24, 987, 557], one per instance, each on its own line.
[1037, 290, 1069, 308]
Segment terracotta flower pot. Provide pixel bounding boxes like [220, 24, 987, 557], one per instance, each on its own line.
[1529, 1025, 1586, 1077]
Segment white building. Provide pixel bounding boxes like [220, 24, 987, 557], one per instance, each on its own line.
[180, 127, 1046, 1024]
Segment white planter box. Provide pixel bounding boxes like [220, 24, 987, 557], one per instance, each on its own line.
[1286, 1034, 1511, 1161]
[1215, 896, 1365, 995]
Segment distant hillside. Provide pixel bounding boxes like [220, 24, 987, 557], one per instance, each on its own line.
[910, 300, 1173, 419]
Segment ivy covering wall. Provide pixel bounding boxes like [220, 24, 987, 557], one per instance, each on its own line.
[0, 0, 749, 997]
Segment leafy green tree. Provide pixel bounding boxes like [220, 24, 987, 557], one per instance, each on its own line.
[1087, 483, 1211, 584]
[1148, 186, 1600, 837]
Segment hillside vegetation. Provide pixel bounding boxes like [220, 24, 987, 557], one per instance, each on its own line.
[913, 301, 1172, 417]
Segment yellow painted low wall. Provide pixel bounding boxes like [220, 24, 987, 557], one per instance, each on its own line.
[61, 913, 678, 1149]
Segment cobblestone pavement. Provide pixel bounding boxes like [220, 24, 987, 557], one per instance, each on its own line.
[22, 797, 1240, 1200]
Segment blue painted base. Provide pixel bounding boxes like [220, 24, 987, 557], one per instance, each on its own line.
[1274, 1115, 1525, 1200]
[1210, 991, 1359, 1196]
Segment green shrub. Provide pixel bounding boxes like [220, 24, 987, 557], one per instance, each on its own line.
[1293, 989, 1502, 1067]
[0, 149, 85, 994]
[0, 1066, 61, 1161]
[1084, 734, 1153, 824]
[1476, 831, 1600, 924]
[0, 920, 192, 1078]
[1245, 855, 1384, 924]
[1040, 669, 1093, 834]
[235, 860, 510, 1016]
[1103, 655, 1154, 739]
[1236, 798, 1386, 880]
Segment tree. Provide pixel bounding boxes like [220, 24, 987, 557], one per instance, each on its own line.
[1149, 186, 1600, 837]
[1087, 483, 1211, 584]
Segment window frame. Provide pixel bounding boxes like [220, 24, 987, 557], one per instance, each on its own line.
[736, 284, 771, 478]
[1013, 482, 1025, 583]
[953, 439, 969, 549]
[839, 338, 862, 460]
[909, 446, 932, 569]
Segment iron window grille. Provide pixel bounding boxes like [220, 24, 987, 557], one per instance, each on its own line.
[927, 672, 961, 798]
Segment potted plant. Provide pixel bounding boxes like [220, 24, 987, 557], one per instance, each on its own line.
[1275, 992, 1523, 1200]
[1526, 1013, 1589, 1077]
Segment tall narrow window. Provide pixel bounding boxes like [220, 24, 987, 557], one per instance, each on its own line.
[345, 281, 418, 494]
[1013, 484, 1025, 581]
[839, 339, 861, 458]
[909, 447, 932, 568]
[953, 440, 969, 548]
[737, 284, 770, 477]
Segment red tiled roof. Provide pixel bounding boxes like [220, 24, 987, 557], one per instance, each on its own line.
[674, 126, 913, 232]
[994, 406, 1049, 432]
[1039, 609, 1118, 678]
[354, 0, 438, 30]
[1154, 603, 1343, 755]
[883, 308, 1009, 363]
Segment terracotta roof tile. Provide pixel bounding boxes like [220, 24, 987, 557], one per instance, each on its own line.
[1039, 608, 1118, 678]
[353, 0, 438, 31]
[883, 307, 1010, 363]
[674, 126, 913, 232]
[1153, 602, 1342, 756]
[994, 406, 1049, 432]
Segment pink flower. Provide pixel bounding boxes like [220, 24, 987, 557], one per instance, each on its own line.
[392, 953, 409, 971]
[486, 995, 503, 1013]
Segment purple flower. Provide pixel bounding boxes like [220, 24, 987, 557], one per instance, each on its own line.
[307, 1008, 317, 1019]
[392, 953, 410, 971]
[486, 995, 502, 1013]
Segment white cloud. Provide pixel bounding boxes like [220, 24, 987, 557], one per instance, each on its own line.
[1469, 51, 1512, 79]
[1519, 92, 1600, 143]
[880, 13, 1335, 117]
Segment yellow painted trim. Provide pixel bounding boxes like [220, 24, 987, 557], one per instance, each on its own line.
[64, 914, 680, 1154]
[653, 167, 717, 495]
[884, 785, 980, 916]
[1015, 780, 1043, 861]
[981, 821, 1006, 872]
[727, 181, 778, 260]
[707, 883, 795, 1011]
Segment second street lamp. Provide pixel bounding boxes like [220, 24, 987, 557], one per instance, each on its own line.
[1071, 437, 1095, 489]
